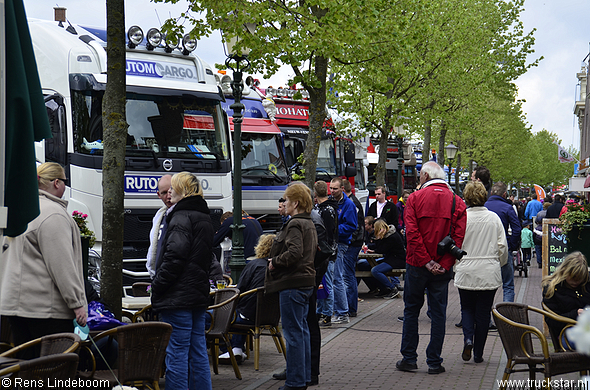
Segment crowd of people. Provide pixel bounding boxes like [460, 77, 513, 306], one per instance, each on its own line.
[2, 160, 590, 390]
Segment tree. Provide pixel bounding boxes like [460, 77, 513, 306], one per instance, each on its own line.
[101, 0, 128, 318]
[158, 0, 395, 187]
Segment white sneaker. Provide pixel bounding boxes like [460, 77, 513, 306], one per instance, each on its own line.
[332, 315, 350, 324]
[232, 347, 247, 360]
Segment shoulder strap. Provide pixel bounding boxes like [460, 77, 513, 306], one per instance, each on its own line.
[448, 193, 456, 237]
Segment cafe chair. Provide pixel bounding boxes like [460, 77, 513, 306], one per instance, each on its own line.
[207, 287, 241, 379]
[131, 304, 157, 323]
[541, 302, 578, 352]
[0, 333, 81, 359]
[0, 353, 79, 388]
[229, 287, 286, 370]
[79, 322, 172, 390]
[493, 302, 590, 389]
[132, 282, 151, 297]
[223, 274, 233, 286]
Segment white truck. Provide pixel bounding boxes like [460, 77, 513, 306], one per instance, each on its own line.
[29, 17, 233, 293]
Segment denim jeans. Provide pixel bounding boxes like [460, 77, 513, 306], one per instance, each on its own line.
[231, 312, 254, 350]
[535, 244, 543, 266]
[371, 262, 396, 290]
[458, 288, 497, 360]
[280, 288, 313, 387]
[160, 308, 211, 390]
[332, 242, 350, 316]
[400, 264, 451, 368]
[343, 245, 361, 314]
[501, 251, 515, 302]
[316, 260, 334, 316]
[356, 260, 380, 291]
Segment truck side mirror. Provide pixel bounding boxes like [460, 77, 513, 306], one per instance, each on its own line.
[345, 165, 357, 178]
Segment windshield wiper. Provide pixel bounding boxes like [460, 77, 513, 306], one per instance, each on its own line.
[242, 165, 287, 184]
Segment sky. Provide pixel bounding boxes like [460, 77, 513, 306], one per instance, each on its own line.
[22, 0, 589, 150]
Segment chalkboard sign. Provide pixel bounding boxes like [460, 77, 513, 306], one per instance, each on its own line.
[543, 218, 567, 276]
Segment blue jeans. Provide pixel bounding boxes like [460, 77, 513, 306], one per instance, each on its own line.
[535, 244, 542, 266]
[332, 243, 349, 316]
[458, 288, 497, 360]
[160, 308, 211, 390]
[501, 251, 515, 302]
[400, 264, 451, 368]
[343, 245, 361, 314]
[316, 261, 334, 316]
[280, 288, 313, 387]
[371, 262, 402, 290]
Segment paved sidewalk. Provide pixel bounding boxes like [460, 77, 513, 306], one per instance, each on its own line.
[202, 263, 581, 390]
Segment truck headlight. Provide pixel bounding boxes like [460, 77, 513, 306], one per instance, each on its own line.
[182, 34, 197, 55]
[146, 28, 162, 50]
[127, 26, 144, 49]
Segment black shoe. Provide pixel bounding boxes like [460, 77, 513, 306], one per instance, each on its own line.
[318, 315, 331, 327]
[273, 369, 287, 380]
[397, 316, 404, 322]
[455, 321, 463, 328]
[538, 264, 542, 269]
[349, 312, 357, 318]
[307, 376, 319, 386]
[488, 323, 497, 331]
[368, 288, 379, 294]
[474, 356, 484, 363]
[396, 359, 418, 372]
[428, 365, 446, 374]
[278, 386, 308, 390]
[462, 340, 473, 361]
[395, 285, 404, 292]
[375, 288, 392, 297]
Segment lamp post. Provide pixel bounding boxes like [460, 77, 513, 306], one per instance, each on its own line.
[393, 125, 406, 199]
[223, 24, 254, 283]
[445, 142, 459, 191]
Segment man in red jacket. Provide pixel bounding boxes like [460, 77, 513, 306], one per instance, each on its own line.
[396, 161, 467, 375]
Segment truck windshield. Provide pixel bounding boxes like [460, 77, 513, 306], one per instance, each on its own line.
[317, 138, 336, 175]
[241, 133, 288, 178]
[71, 89, 230, 161]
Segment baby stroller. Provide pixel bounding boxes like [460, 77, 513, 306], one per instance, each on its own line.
[513, 248, 528, 278]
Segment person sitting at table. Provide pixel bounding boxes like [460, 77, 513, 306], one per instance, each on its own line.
[356, 216, 380, 294]
[542, 251, 590, 350]
[218, 234, 275, 363]
[369, 220, 406, 299]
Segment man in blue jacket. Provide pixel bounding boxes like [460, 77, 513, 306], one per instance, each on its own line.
[484, 181, 521, 303]
[524, 193, 543, 223]
[328, 177, 358, 325]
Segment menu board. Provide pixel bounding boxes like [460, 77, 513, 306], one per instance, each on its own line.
[543, 218, 567, 276]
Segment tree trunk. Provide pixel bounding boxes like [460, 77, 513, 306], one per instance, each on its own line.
[101, 0, 127, 319]
[438, 121, 447, 169]
[423, 117, 432, 165]
[302, 55, 328, 189]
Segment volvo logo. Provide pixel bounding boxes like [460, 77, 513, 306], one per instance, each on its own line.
[162, 159, 173, 171]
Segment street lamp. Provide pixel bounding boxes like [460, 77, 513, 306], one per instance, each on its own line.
[223, 23, 255, 282]
[393, 124, 406, 199]
[445, 142, 459, 192]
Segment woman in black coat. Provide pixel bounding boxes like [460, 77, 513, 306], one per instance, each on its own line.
[542, 251, 590, 349]
[369, 219, 406, 299]
[151, 172, 214, 390]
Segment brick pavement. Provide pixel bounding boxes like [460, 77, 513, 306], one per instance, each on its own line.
[189, 262, 584, 389]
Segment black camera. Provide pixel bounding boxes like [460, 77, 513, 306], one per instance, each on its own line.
[437, 236, 467, 260]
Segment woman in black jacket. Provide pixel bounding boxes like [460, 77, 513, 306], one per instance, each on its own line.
[151, 171, 214, 390]
[369, 219, 406, 299]
[542, 251, 590, 350]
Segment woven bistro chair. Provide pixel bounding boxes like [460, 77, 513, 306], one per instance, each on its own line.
[207, 287, 241, 379]
[493, 302, 590, 389]
[132, 282, 151, 297]
[79, 322, 172, 390]
[0, 316, 13, 353]
[0, 333, 80, 360]
[229, 287, 286, 370]
[0, 353, 79, 389]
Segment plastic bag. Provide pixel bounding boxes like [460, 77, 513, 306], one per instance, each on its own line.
[87, 301, 125, 331]
[317, 275, 331, 300]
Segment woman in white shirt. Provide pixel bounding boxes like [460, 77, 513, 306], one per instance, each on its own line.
[455, 181, 507, 364]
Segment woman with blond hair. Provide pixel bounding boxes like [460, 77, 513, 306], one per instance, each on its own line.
[455, 180, 507, 364]
[542, 251, 590, 346]
[151, 171, 214, 390]
[368, 219, 406, 299]
[266, 183, 317, 390]
[219, 233, 275, 362]
[0, 162, 87, 357]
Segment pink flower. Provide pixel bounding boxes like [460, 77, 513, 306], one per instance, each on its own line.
[82, 214, 88, 219]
